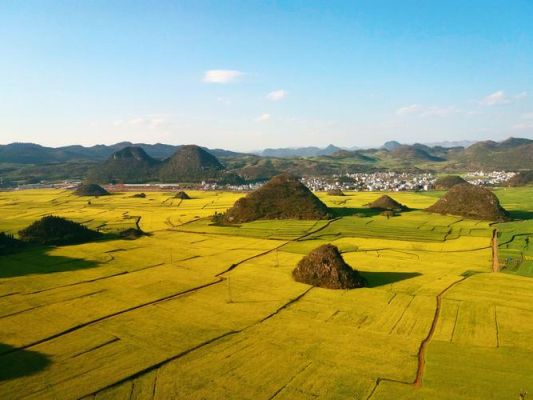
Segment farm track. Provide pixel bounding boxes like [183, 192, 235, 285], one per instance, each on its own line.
[18, 262, 165, 297]
[365, 274, 473, 399]
[85, 287, 315, 398]
[365, 234, 500, 398]
[492, 229, 499, 272]
[0, 219, 333, 360]
[63, 221, 333, 396]
[0, 278, 227, 357]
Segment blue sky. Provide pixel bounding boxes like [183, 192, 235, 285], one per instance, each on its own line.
[1, 1, 532, 151]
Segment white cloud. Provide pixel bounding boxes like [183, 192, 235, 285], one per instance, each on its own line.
[512, 121, 533, 130]
[512, 111, 533, 130]
[479, 90, 527, 106]
[216, 96, 231, 105]
[395, 104, 458, 117]
[203, 69, 243, 84]
[395, 104, 424, 116]
[113, 116, 169, 130]
[256, 113, 271, 122]
[480, 91, 509, 106]
[266, 89, 287, 101]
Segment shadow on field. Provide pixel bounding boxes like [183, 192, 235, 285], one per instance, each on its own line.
[0, 247, 99, 278]
[329, 207, 416, 218]
[0, 344, 51, 381]
[359, 271, 421, 288]
[508, 210, 533, 220]
[329, 207, 381, 218]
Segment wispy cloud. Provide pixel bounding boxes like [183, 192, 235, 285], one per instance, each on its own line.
[395, 104, 458, 117]
[216, 96, 231, 105]
[395, 104, 424, 116]
[113, 116, 169, 130]
[512, 111, 533, 130]
[256, 113, 271, 122]
[479, 90, 527, 106]
[203, 69, 243, 84]
[266, 89, 287, 101]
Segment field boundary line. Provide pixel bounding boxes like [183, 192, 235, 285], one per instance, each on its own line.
[0, 218, 333, 357]
[84, 286, 315, 398]
[492, 229, 499, 272]
[413, 274, 469, 386]
[365, 273, 473, 399]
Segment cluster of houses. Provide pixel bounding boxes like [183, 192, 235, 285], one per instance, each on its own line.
[302, 172, 436, 192]
[463, 171, 516, 186]
[6, 171, 517, 193]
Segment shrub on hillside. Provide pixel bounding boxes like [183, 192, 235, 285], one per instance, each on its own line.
[19, 216, 101, 245]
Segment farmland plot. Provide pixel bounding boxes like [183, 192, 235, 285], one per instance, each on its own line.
[0, 189, 532, 399]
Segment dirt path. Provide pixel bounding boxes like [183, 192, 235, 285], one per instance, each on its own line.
[413, 275, 468, 386]
[366, 274, 471, 398]
[492, 229, 499, 272]
[367, 231, 499, 397]
[0, 217, 335, 358]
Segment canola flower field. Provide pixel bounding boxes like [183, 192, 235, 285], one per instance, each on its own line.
[0, 188, 532, 399]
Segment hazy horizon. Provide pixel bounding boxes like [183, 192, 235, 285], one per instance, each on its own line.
[1, 1, 533, 151]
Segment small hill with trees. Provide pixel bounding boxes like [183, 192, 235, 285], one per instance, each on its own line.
[18, 216, 102, 245]
[367, 195, 407, 211]
[222, 174, 331, 223]
[434, 175, 467, 190]
[292, 244, 366, 289]
[174, 191, 191, 199]
[87, 146, 160, 183]
[159, 145, 225, 182]
[0, 232, 24, 255]
[507, 171, 533, 187]
[75, 183, 110, 196]
[327, 188, 345, 196]
[426, 183, 509, 221]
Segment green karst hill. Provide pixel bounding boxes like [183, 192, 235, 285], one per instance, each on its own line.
[87, 146, 160, 183]
[367, 195, 408, 211]
[74, 183, 110, 196]
[327, 188, 345, 196]
[426, 183, 510, 221]
[434, 175, 467, 190]
[507, 171, 533, 187]
[159, 145, 225, 182]
[223, 174, 331, 223]
[292, 244, 366, 289]
[174, 191, 191, 199]
[18, 215, 101, 245]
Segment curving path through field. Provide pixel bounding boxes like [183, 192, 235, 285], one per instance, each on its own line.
[492, 229, 499, 272]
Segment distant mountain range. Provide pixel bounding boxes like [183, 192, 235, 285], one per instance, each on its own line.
[1, 137, 531, 185]
[257, 144, 342, 158]
[0, 142, 244, 164]
[86, 145, 243, 184]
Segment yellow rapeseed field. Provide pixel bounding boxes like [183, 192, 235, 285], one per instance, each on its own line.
[0, 189, 532, 399]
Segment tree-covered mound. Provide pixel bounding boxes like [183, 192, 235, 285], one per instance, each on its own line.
[75, 183, 110, 196]
[174, 191, 191, 199]
[18, 216, 102, 245]
[223, 174, 331, 223]
[118, 228, 145, 240]
[507, 171, 533, 187]
[434, 175, 467, 190]
[292, 244, 366, 289]
[87, 146, 160, 183]
[426, 183, 510, 221]
[0, 232, 24, 255]
[159, 145, 225, 182]
[367, 195, 407, 211]
[327, 188, 345, 196]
